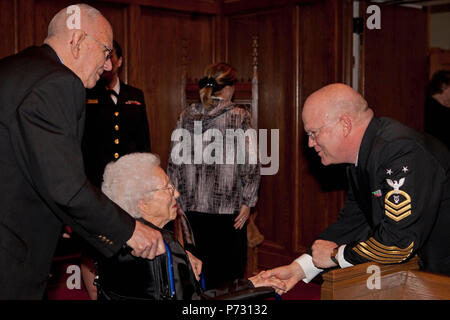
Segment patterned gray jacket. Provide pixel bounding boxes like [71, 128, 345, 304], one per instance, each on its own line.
[167, 102, 261, 214]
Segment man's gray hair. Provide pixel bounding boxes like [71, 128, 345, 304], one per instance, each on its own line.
[102, 153, 161, 218]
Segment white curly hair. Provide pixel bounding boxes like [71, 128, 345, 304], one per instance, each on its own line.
[101, 152, 161, 218]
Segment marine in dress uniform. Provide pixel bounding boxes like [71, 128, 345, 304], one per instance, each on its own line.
[82, 41, 150, 187]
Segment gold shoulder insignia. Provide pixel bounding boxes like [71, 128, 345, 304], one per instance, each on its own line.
[86, 99, 99, 104]
[384, 178, 411, 222]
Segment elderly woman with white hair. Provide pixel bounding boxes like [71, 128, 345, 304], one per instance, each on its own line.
[95, 152, 284, 300]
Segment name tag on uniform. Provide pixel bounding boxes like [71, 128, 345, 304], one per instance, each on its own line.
[86, 99, 99, 104]
[125, 100, 142, 105]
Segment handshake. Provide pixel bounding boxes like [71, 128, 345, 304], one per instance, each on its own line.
[248, 239, 339, 295]
[126, 222, 339, 296]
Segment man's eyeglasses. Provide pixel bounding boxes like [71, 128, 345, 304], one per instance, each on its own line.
[84, 33, 113, 61]
[306, 118, 340, 141]
[147, 182, 176, 196]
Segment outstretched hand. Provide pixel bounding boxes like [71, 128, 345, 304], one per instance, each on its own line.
[257, 262, 306, 295]
[248, 273, 287, 293]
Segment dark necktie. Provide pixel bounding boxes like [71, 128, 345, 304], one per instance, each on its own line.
[106, 89, 118, 98]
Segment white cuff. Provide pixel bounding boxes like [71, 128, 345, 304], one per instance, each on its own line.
[337, 245, 353, 268]
[294, 254, 323, 283]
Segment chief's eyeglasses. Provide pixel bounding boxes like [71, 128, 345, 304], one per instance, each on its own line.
[306, 118, 340, 141]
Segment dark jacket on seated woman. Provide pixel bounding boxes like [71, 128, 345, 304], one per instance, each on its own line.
[96, 219, 255, 300]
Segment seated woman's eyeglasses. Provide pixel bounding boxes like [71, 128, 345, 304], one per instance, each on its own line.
[148, 182, 176, 196]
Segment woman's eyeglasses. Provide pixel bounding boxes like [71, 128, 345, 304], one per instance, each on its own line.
[147, 182, 176, 196]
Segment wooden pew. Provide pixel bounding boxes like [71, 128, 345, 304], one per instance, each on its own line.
[321, 256, 450, 300]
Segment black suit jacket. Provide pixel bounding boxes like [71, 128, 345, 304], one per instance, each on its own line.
[82, 81, 150, 187]
[0, 45, 135, 299]
[318, 117, 450, 275]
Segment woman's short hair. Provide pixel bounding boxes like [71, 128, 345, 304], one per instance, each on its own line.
[101, 153, 161, 218]
[199, 62, 237, 107]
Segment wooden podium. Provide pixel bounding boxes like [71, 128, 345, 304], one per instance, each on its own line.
[321, 256, 450, 300]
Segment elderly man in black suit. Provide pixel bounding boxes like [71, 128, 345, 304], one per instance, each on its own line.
[0, 3, 164, 299]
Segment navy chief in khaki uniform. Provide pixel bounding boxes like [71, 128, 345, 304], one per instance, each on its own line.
[82, 40, 150, 188]
[259, 84, 450, 295]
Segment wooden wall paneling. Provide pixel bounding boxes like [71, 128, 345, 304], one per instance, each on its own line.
[223, 0, 294, 15]
[17, 0, 35, 51]
[214, 0, 223, 62]
[96, 0, 218, 15]
[226, 7, 297, 268]
[257, 7, 296, 267]
[362, 3, 428, 131]
[429, 48, 450, 76]
[297, 0, 347, 253]
[33, 0, 70, 45]
[140, 7, 214, 168]
[293, 4, 302, 257]
[338, 0, 354, 86]
[126, 4, 142, 87]
[0, 0, 16, 59]
[88, 1, 128, 66]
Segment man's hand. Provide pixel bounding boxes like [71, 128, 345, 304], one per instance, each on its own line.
[126, 220, 165, 259]
[311, 239, 338, 269]
[186, 250, 202, 281]
[258, 262, 306, 295]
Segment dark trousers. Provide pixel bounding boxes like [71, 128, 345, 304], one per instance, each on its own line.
[185, 211, 247, 290]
